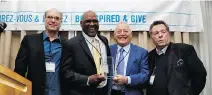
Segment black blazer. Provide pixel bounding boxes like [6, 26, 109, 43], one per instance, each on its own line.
[14, 32, 66, 95]
[147, 43, 207, 95]
[60, 34, 111, 95]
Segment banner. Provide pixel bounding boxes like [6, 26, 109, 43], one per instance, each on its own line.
[0, 0, 204, 32]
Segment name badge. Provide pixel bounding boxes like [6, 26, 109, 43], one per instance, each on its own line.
[149, 75, 155, 85]
[45, 62, 55, 72]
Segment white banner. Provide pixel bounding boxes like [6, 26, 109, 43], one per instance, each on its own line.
[0, 0, 204, 32]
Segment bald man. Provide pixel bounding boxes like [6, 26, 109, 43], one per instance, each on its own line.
[109, 22, 149, 95]
[14, 8, 66, 95]
[60, 10, 111, 95]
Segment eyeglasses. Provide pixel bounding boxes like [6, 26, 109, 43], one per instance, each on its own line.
[46, 16, 61, 21]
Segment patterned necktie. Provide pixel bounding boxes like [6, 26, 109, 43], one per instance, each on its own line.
[117, 48, 125, 75]
[92, 39, 101, 74]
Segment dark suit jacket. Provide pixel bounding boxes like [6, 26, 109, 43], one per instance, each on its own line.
[110, 43, 149, 95]
[60, 34, 111, 95]
[146, 43, 207, 95]
[14, 32, 66, 95]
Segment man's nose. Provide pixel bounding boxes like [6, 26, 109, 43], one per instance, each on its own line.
[120, 30, 125, 35]
[89, 21, 94, 25]
[158, 32, 163, 37]
[51, 18, 56, 22]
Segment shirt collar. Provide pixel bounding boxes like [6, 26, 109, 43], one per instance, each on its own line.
[117, 43, 131, 53]
[82, 31, 100, 42]
[156, 45, 168, 55]
[43, 31, 61, 42]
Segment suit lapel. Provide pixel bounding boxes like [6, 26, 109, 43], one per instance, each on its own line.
[126, 44, 136, 75]
[111, 44, 118, 65]
[38, 32, 46, 70]
[78, 34, 94, 61]
[167, 43, 176, 78]
[98, 35, 110, 56]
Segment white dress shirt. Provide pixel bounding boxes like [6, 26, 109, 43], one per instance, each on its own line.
[156, 46, 168, 55]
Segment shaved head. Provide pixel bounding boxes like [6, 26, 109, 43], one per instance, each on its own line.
[82, 10, 97, 21]
[115, 22, 132, 32]
[44, 8, 62, 18]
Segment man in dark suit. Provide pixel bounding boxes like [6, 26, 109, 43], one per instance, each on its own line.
[146, 20, 207, 95]
[14, 8, 66, 95]
[110, 22, 149, 95]
[60, 10, 111, 95]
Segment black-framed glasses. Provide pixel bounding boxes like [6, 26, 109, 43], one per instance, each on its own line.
[46, 16, 61, 21]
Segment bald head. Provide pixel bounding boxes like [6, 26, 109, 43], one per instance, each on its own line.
[115, 22, 132, 32]
[81, 10, 97, 21]
[44, 8, 62, 18]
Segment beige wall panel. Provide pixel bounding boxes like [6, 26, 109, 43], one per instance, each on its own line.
[100, 31, 111, 44]
[170, 32, 175, 42]
[110, 32, 115, 45]
[142, 32, 148, 50]
[10, 31, 20, 70]
[174, 32, 182, 43]
[182, 32, 190, 44]
[20, 31, 26, 43]
[0, 32, 5, 65]
[138, 32, 143, 47]
[3, 31, 12, 67]
[131, 32, 138, 45]
[147, 38, 155, 51]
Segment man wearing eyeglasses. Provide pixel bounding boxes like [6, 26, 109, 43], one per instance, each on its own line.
[60, 10, 111, 95]
[14, 8, 66, 95]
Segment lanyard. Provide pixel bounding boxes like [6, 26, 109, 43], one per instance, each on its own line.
[114, 48, 130, 72]
[85, 38, 102, 56]
[47, 38, 60, 62]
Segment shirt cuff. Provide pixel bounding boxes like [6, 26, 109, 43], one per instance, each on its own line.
[87, 78, 90, 86]
[127, 76, 131, 84]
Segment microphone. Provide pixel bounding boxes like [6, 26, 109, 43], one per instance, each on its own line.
[0, 22, 7, 32]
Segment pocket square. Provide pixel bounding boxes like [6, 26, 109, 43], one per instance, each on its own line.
[175, 59, 184, 67]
